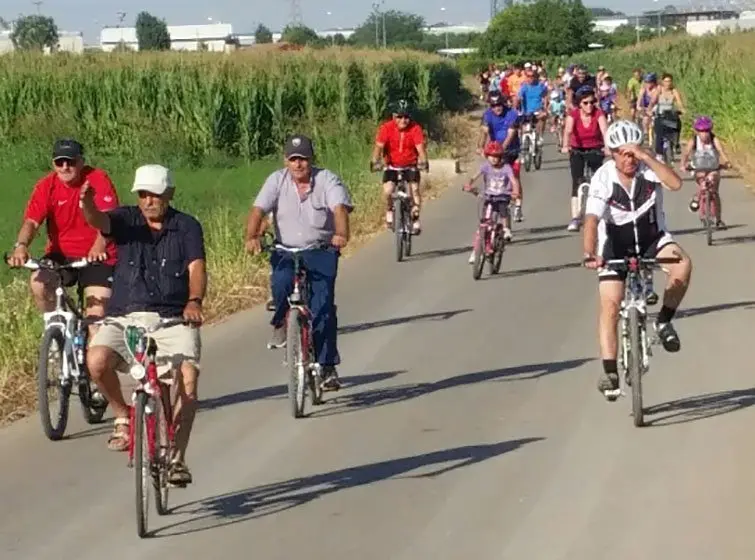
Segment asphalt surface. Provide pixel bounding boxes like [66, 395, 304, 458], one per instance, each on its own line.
[3, 140, 755, 559]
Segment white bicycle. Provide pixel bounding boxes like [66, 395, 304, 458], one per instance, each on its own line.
[5, 255, 108, 440]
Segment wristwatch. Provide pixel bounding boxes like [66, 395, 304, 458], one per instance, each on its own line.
[188, 297, 203, 306]
[13, 241, 27, 249]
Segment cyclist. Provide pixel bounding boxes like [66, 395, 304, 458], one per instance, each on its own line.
[8, 139, 119, 324]
[549, 90, 566, 144]
[596, 65, 607, 87]
[479, 91, 524, 221]
[598, 74, 618, 121]
[506, 62, 526, 109]
[582, 120, 692, 395]
[648, 72, 686, 159]
[637, 73, 658, 144]
[679, 115, 733, 229]
[566, 64, 597, 110]
[247, 134, 352, 392]
[370, 100, 428, 235]
[561, 86, 610, 232]
[518, 67, 549, 147]
[626, 68, 643, 123]
[80, 164, 205, 487]
[463, 141, 521, 263]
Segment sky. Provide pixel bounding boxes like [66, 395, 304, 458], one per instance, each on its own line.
[3, 0, 680, 44]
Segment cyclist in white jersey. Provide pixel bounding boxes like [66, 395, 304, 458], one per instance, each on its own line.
[582, 120, 693, 394]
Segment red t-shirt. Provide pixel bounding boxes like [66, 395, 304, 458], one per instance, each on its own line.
[376, 120, 425, 167]
[570, 108, 605, 149]
[24, 167, 119, 265]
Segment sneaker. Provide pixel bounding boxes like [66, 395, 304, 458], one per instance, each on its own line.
[412, 220, 421, 235]
[716, 220, 727, 230]
[654, 321, 681, 353]
[567, 219, 580, 232]
[503, 227, 513, 242]
[321, 366, 341, 392]
[597, 372, 619, 393]
[385, 210, 393, 228]
[267, 325, 286, 349]
[688, 198, 699, 212]
[265, 297, 275, 312]
[168, 460, 193, 487]
[468, 251, 475, 264]
[513, 206, 523, 222]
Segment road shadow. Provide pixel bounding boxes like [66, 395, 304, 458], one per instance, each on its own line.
[676, 300, 755, 321]
[527, 224, 569, 235]
[309, 358, 594, 418]
[671, 224, 744, 237]
[538, 163, 570, 171]
[64, 423, 112, 441]
[151, 437, 545, 537]
[199, 371, 406, 412]
[714, 233, 755, 246]
[644, 387, 755, 427]
[339, 309, 472, 336]
[480, 261, 582, 280]
[409, 245, 473, 261]
[512, 233, 571, 247]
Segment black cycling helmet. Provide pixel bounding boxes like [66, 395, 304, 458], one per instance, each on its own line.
[575, 85, 595, 102]
[488, 91, 503, 106]
[393, 99, 412, 116]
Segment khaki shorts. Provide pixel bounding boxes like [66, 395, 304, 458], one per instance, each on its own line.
[90, 312, 201, 379]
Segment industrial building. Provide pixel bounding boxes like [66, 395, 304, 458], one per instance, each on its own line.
[100, 23, 234, 52]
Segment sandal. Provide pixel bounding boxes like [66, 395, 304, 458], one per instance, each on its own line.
[168, 460, 193, 487]
[107, 417, 130, 452]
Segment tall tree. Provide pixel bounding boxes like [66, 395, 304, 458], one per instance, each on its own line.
[135, 11, 171, 51]
[10, 15, 58, 51]
[349, 11, 425, 47]
[255, 24, 273, 44]
[281, 24, 321, 46]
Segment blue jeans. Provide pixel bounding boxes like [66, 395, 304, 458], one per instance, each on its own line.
[270, 247, 340, 367]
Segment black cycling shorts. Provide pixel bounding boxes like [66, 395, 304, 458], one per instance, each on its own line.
[383, 168, 421, 184]
[43, 253, 114, 290]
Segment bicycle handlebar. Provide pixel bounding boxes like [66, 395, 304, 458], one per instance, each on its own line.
[596, 256, 682, 270]
[4, 253, 91, 271]
[95, 316, 191, 333]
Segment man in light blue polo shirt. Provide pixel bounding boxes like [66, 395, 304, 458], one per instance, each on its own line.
[245, 134, 353, 391]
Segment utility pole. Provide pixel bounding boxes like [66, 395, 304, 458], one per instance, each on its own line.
[372, 2, 379, 47]
[32, 1, 43, 14]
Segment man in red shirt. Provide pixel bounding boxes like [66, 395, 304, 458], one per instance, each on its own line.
[8, 139, 120, 321]
[370, 99, 429, 234]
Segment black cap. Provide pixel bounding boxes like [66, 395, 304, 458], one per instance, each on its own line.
[53, 139, 84, 160]
[283, 134, 314, 159]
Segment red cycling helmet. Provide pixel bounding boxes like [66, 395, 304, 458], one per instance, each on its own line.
[484, 141, 504, 157]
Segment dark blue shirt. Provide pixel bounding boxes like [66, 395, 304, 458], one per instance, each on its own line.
[105, 206, 205, 317]
[482, 107, 521, 152]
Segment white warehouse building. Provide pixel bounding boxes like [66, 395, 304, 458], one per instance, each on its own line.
[100, 23, 234, 52]
[0, 29, 84, 54]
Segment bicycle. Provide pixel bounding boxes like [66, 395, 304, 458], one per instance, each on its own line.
[687, 153, 728, 247]
[594, 254, 681, 427]
[656, 109, 682, 166]
[264, 239, 330, 418]
[5, 254, 109, 441]
[96, 315, 189, 538]
[552, 112, 565, 149]
[374, 164, 419, 262]
[462, 185, 508, 280]
[520, 113, 543, 172]
[573, 148, 605, 223]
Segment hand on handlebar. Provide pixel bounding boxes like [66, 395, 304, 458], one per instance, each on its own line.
[369, 160, 383, 173]
[183, 300, 204, 325]
[7, 246, 29, 268]
[582, 254, 604, 270]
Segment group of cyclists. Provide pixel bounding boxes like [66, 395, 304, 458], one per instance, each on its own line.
[4, 59, 737, 479]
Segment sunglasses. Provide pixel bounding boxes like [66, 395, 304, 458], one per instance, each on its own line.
[53, 157, 76, 168]
[394, 114, 410, 120]
[581, 99, 596, 106]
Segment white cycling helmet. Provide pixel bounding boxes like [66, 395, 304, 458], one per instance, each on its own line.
[550, 90, 561, 99]
[606, 119, 643, 149]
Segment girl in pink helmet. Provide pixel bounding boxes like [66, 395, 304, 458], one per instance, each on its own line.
[679, 115, 733, 229]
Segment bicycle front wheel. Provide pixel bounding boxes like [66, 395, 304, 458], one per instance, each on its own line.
[393, 197, 404, 262]
[134, 391, 151, 538]
[472, 226, 486, 280]
[286, 309, 307, 418]
[704, 193, 714, 246]
[627, 308, 644, 427]
[37, 327, 71, 441]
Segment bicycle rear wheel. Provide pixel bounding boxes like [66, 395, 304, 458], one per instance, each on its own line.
[534, 143, 543, 170]
[37, 327, 71, 441]
[286, 309, 307, 418]
[393, 197, 404, 262]
[134, 391, 150, 538]
[628, 308, 644, 427]
[78, 377, 108, 425]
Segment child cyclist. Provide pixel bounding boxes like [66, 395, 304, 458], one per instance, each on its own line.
[548, 89, 566, 142]
[462, 140, 521, 264]
[679, 115, 733, 229]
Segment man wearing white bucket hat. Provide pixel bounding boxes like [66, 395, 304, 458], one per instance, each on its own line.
[79, 164, 206, 487]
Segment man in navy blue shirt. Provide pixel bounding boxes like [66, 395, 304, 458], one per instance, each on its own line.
[479, 91, 525, 221]
[80, 164, 206, 487]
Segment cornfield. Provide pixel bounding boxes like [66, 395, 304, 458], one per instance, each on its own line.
[573, 31, 755, 152]
[0, 49, 466, 165]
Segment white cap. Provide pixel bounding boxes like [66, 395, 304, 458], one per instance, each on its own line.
[524, 62, 532, 68]
[131, 164, 174, 195]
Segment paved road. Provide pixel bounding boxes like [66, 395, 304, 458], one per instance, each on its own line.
[3, 141, 755, 559]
